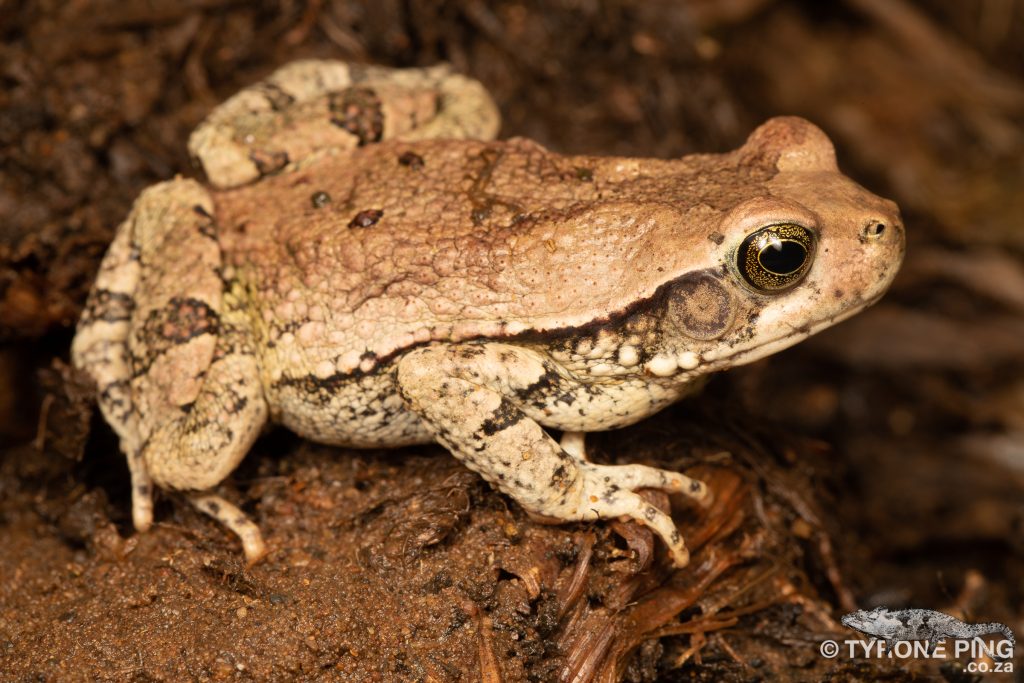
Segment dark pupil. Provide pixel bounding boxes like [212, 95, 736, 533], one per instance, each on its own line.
[759, 240, 807, 275]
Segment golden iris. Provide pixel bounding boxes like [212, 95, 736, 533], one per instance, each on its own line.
[737, 224, 815, 291]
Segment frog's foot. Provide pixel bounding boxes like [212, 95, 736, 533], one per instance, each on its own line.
[573, 462, 709, 566]
[190, 493, 267, 565]
[397, 343, 702, 568]
[569, 471, 692, 566]
[525, 463, 707, 566]
[557, 433, 709, 504]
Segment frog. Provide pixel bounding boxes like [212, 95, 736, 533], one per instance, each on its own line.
[71, 60, 904, 567]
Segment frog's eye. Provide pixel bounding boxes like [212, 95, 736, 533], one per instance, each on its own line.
[736, 224, 816, 292]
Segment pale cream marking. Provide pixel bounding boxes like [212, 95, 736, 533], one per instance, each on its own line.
[618, 345, 639, 367]
[645, 355, 678, 377]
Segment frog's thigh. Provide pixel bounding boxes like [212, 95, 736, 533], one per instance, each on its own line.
[138, 318, 270, 561]
[87, 178, 225, 533]
[396, 344, 702, 567]
[140, 339, 267, 492]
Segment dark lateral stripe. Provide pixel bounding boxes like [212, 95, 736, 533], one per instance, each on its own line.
[273, 268, 725, 394]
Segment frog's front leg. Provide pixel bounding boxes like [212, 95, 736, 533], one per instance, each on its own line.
[396, 344, 707, 567]
[559, 431, 589, 460]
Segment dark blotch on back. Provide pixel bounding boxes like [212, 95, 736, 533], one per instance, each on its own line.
[311, 191, 332, 208]
[398, 151, 425, 170]
[349, 209, 383, 228]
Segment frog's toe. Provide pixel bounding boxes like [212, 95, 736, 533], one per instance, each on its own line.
[130, 456, 155, 532]
[189, 493, 268, 565]
[131, 486, 154, 533]
[581, 462, 708, 503]
[575, 485, 691, 568]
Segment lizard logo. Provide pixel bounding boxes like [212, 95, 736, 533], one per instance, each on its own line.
[841, 606, 1015, 661]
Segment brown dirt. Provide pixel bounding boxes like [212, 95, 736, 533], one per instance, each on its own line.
[2, 1, 1022, 681]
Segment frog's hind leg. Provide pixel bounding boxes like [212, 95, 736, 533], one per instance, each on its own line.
[397, 343, 708, 568]
[104, 178, 269, 558]
[189, 59, 500, 189]
[137, 283, 270, 562]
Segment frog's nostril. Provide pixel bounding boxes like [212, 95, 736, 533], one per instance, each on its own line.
[863, 221, 886, 240]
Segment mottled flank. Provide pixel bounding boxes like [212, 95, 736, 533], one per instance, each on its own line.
[73, 59, 904, 565]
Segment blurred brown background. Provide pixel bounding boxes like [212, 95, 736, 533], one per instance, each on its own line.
[1, 1, 1022, 680]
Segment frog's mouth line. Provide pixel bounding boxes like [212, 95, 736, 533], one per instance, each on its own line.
[702, 291, 882, 371]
